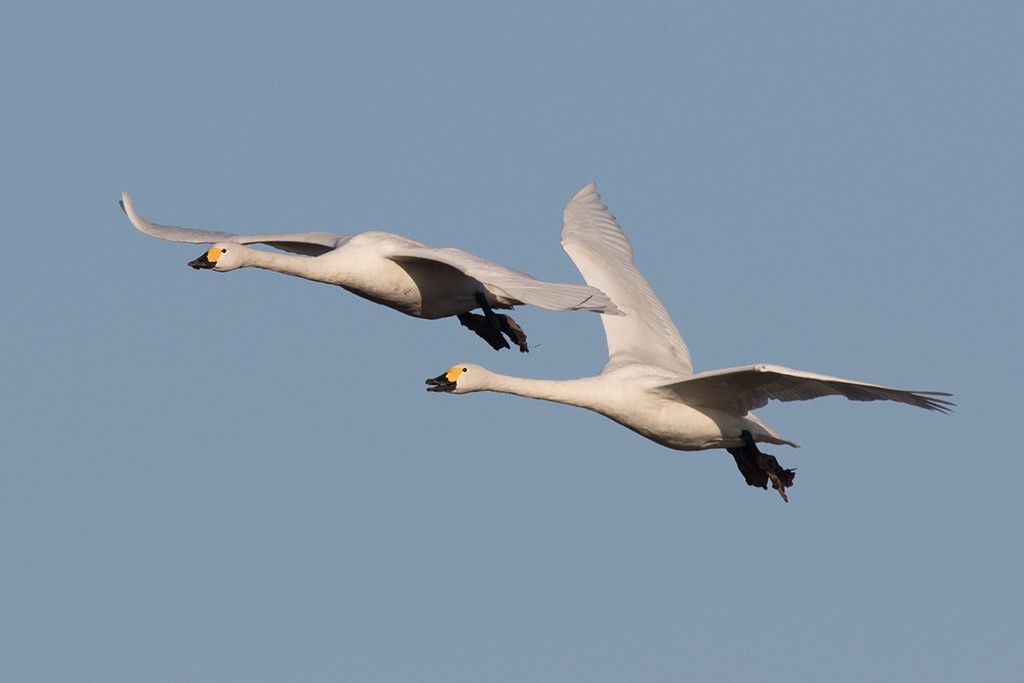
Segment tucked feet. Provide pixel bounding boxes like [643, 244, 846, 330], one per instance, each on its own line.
[496, 313, 529, 353]
[726, 430, 796, 502]
[457, 293, 529, 352]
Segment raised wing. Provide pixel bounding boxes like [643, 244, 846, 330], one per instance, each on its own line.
[388, 246, 619, 313]
[657, 363, 954, 415]
[560, 182, 692, 374]
[120, 192, 349, 256]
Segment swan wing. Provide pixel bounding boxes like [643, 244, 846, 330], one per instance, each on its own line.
[560, 182, 693, 374]
[121, 193, 349, 256]
[388, 245, 619, 313]
[657, 363, 954, 414]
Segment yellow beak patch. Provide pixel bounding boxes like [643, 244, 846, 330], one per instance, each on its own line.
[445, 366, 466, 382]
[206, 247, 223, 263]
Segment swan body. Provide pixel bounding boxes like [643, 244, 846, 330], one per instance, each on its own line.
[121, 193, 620, 351]
[428, 183, 953, 501]
[190, 234, 492, 319]
[431, 363, 794, 451]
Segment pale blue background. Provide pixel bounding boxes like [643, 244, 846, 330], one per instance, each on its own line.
[2, 1, 1020, 681]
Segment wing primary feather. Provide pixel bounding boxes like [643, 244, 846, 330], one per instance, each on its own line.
[658, 363, 954, 414]
[387, 247, 620, 314]
[121, 192, 347, 256]
[560, 182, 693, 375]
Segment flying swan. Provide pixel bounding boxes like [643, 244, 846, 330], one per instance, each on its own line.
[120, 193, 619, 352]
[427, 182, 952, 501]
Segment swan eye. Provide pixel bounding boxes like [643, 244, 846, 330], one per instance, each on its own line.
[462, 367, 468, 372]
[221, 248, 227, 253]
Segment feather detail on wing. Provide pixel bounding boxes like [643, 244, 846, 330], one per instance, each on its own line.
[655, 364, 954, 415]
[387, 246, 619, 313]
[120, 192, 349, 256]
[560, 182, 693, 375]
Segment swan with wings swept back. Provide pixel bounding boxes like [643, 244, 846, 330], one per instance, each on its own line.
[121, 193, 620, 352]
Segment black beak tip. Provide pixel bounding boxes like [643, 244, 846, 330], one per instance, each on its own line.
[425, 375, 455, 393]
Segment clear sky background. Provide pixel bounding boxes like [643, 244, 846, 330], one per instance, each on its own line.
[2, 1, 1021, 681]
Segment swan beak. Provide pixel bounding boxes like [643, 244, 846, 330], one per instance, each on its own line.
[188, 250, 216, 270]
[425, 373, 457, 393]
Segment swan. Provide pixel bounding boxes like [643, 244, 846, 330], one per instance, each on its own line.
[427, 183, 952, 501]
[120, 193, 620, 352]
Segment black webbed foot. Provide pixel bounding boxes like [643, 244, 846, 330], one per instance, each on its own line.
[457, 292, 529, 352]
[726, 430, 795, 502]
[496, 313, 529, 353]
[457, 311, 510, 351]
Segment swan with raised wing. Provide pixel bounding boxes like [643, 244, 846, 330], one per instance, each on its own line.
[120, 193, 619, 352]
[427, 183, 952, 501]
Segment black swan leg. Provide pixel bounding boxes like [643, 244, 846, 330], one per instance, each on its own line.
[457, 311, 510, 351]
[726, 430, 795, 502]
[457, 293, 529, 353]
[495, 313, 529, 353]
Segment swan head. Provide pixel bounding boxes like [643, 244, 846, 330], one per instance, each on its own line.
[425, 363, 485, 394]
[188, 243, 246, 271]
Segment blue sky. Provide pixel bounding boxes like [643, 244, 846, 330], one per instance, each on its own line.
[2, 1, 1021, 680]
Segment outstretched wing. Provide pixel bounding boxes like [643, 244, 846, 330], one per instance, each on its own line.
[656, 363, 954, 415]
[120, 192, 349, 256]
[560, 182, 692, 374]
[388, 245, 619, 313]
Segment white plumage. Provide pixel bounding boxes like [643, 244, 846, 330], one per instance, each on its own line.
[427, 182, 952, 501]
[120, 192, 619, 352]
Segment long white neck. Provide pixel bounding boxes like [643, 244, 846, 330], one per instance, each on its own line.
[474, 370, 606, 413]
[236, 247, 335, 283]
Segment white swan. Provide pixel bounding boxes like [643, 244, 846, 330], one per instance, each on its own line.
[427, 183, 952, 501]
[120, 193, 620, 352]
